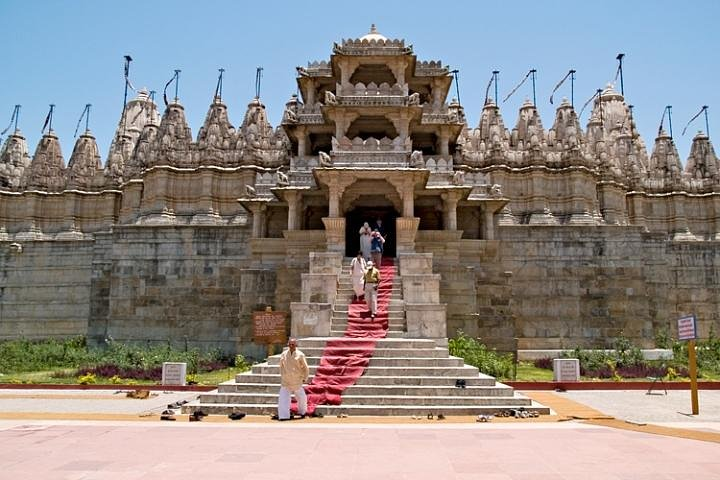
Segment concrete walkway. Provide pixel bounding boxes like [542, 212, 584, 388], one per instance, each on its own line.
[1, 388, 720, 479]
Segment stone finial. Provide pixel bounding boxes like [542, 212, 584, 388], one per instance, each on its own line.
[195, 98, 235, 166]
[549, 98, 583, 151]
[124, 123, 158, 181]
[0, 129, 31, 190]
[105, 133, 134, 186]
[511, 99, 545, 150]
[648, 129, 683, 184]
[24, 130, 66, 192]
[107, 89, 160, 166]
[685, 131, 719, 183]
[237, 98, 290, 168]
[147, 101, 193, 168]
[67, 130, 103, 189]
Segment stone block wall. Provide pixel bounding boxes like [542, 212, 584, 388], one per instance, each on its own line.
[0, 240, 95, 339]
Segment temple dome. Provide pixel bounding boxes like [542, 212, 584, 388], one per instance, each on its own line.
[360, 24, 387, 42]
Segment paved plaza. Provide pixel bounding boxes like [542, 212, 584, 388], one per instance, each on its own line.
[1, 388, 719, 479]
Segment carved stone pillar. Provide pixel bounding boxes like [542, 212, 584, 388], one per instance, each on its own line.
[322, 217, 346, 253]
[483, 209, 495, 240]
[438, 127, 450, 158]
[328, 180, 341, 217]
[306, 85, 315, 106]
[285, 190, 300, 231]
[297, 126, 308, 158]
[395, 217, 420, 254]
[247, 203, 267, 238]
[441, 192, 459, 230]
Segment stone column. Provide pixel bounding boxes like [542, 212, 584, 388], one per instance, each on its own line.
[328, 180, 341, 217]
[247, 203, 267, 238]
[285, 190, 300, 231]
[438, 127, 450, 158]
[441, 192, 459, 230]
[322, 217, 346, 253]
[306, 84, 315, 106]
[297, 126, 308, 159]
[483, 209, 495, 240]
[395, 217, 420, 254]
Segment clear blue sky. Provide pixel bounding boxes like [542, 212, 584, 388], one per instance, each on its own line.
[1, 0, 718, 165]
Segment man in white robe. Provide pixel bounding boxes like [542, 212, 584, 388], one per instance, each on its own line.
[350, 251, 366, 301]
[277, 337, 309, 420]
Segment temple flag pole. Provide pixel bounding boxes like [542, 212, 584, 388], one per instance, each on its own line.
[667, 105, 673, 139]
[0, 105, 21, 146]
[450, 69, 460, 104]
[122, 55, 133, 136]
[549, 69, 574, 105]
[493, 70, 499, 104]
[503, 69, 532, 103]
[214, 68, 225, 101]
[704, 106, 710, 139]
[570, 70, 575, 108]
[682, 106, 709, 136]
[255, 66, 264, 99]
[73, 104, 92, 138]
[483, 72, 494, 105]
[42, 104, 55, 134]
[163, 70, 179, 107]
[530, 69, 537, 106]
[616, 53, 625, 96]
[174, 69, 181, 102]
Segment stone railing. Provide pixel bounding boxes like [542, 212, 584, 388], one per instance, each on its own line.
[333, 136, 411, 153]
[304, 60, 332, 76]
[415, 60, 449, 76]
[337, 82, 408, 97]
[333, 39, 411, 56]
[282, 103, 325, 125]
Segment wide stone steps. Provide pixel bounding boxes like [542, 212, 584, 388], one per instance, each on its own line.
[251, 363, 481, 377]
[265, 355, 465, 368]
[181, 258, 550, 417]
[232, 373, 498, 387]
[184, 402, 549, 417]
[195, 392, 534, 408]
[294, 347, 450, 358]
[216, 382, 514, 396]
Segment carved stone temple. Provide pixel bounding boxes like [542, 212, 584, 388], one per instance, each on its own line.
[1, 26, 719, 354]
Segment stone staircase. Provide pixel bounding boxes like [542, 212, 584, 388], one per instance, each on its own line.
[184, 254, 550, 417]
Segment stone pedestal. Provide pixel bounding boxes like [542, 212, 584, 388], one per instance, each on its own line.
[290, 302, 333, 337]
[395, 217, 420, 253]
[322, 217, 346, 253]
[300, 273, 338, 304]
[405, 303, 447, 346]
[402, 274, 441, 303]
[398, 253, 433, 275]
[309, 251, 343, 275]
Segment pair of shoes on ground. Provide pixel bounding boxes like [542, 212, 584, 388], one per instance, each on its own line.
[228, 412, 246, 420]
[454, 379, 467, 389]
[189, 410, 207, 422]
[476, 414, 494, 423]
[167, 400, 188, 409]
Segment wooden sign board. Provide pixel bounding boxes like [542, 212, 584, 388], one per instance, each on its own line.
[253, 311, 287, 345]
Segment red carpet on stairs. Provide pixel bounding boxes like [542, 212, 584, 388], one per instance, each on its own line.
[294, 259, 395, 414]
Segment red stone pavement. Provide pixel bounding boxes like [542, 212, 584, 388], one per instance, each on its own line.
[1, 421, 719, 479]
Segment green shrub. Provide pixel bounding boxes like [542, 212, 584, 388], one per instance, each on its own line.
[448, 332, 513, 379]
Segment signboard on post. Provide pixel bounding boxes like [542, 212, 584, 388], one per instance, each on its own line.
[162, 362, 187, 386]
[253, 308, 288, 345]
[677, 314, 697, 341]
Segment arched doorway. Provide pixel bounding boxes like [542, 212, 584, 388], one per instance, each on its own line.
[346, 206, 398, 258]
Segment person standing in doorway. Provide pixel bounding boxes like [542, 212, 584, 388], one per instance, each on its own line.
[350, 251, 366, 302]
[359, 222, 372, 261]
[363, 260, 381, 319]
[277, 337, 309, 420]
[374, 218, 386, 238]
[370, 229, 385, 268]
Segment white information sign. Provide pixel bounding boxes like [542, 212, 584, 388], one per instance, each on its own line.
[553, 358, 580, 382]
[677, 315, 698, 341]
[162, 362, 187, 386]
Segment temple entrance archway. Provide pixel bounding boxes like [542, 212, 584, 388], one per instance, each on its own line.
[346, 206, 398, 258]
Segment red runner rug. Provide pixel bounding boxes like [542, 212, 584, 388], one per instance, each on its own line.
[293, 258, 394, 414]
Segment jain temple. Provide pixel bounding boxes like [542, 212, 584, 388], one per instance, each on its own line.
[1, 26, 719, 358]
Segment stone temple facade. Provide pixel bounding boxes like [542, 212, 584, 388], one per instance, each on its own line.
[1, 27, 719, 354]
